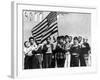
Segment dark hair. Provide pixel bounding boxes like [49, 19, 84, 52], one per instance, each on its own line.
[74, 37, 79, 43]
[69, 36, 72, 43]
[29, 37, 34, 42]
[60, 36, 65, 40]
[65, 35, 69, 39]
[24, 41, 28, 47]
[57, 36, 60, 43]
[57, 36, 60, 40]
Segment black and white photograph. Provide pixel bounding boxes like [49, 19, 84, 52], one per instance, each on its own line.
[23, 10, 91, 69]
[11, 2, 97, 78]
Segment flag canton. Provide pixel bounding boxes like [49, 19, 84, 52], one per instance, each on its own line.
[46, 12, 57, 26]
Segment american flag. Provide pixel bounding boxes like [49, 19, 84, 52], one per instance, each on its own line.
[31, 12, 58, 43]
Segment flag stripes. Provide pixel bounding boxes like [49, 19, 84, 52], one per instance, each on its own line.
[43, 25, 58, 38]
[41, 29, 58, 43]
[32, 24, 48, 37]
[31, 19, 48, 33]
[31, 12, 58, 43]
[31, 18, 47, 32]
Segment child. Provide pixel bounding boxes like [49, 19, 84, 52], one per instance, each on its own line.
[24, 41, 33, 69]
[80, 38, 91, 66]
[70, 37, 80, 67]
[35, 43, 43, 68]
[56, 36, 66, 67]
[51, 36, 57, 68]
[64, 35, 71, 67]
[42, 37, 53, 68]
[28, 37, 40, 69]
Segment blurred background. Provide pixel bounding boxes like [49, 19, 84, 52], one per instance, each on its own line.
[23, 11, 91, 44]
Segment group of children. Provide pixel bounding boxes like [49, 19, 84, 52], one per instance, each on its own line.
[24, 35, 91, 69]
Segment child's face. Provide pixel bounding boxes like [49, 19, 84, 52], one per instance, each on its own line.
[78, 37, 82, 43]
[83, 38, 87, 43]
[65, 38, 69, 43]
[60, 38, 64, 43]
[30, 39, 35, 44]
[85, 39, 88, 43]
[74, 39, 79, 45]
[46, 37, 51, 43]
[26, 42, 30, 47]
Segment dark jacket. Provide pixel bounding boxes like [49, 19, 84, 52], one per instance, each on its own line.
[42, 43, 53, 54]
[55, 43, 66, 59]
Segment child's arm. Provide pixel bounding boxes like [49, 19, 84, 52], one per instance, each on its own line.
[24, 47, 32, 55]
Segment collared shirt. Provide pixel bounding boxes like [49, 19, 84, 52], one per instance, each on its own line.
[65, 42, 71, 51]
[43, 43, 53, 54]
[52, 42, 57, 50]
[70, 44, 80, 56]
[46, 44, 52, 53]
[31, 43, 38, 51]
[24, 47, 33, 56]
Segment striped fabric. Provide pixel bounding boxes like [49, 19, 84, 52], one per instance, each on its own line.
[31, 12, 58, 43]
